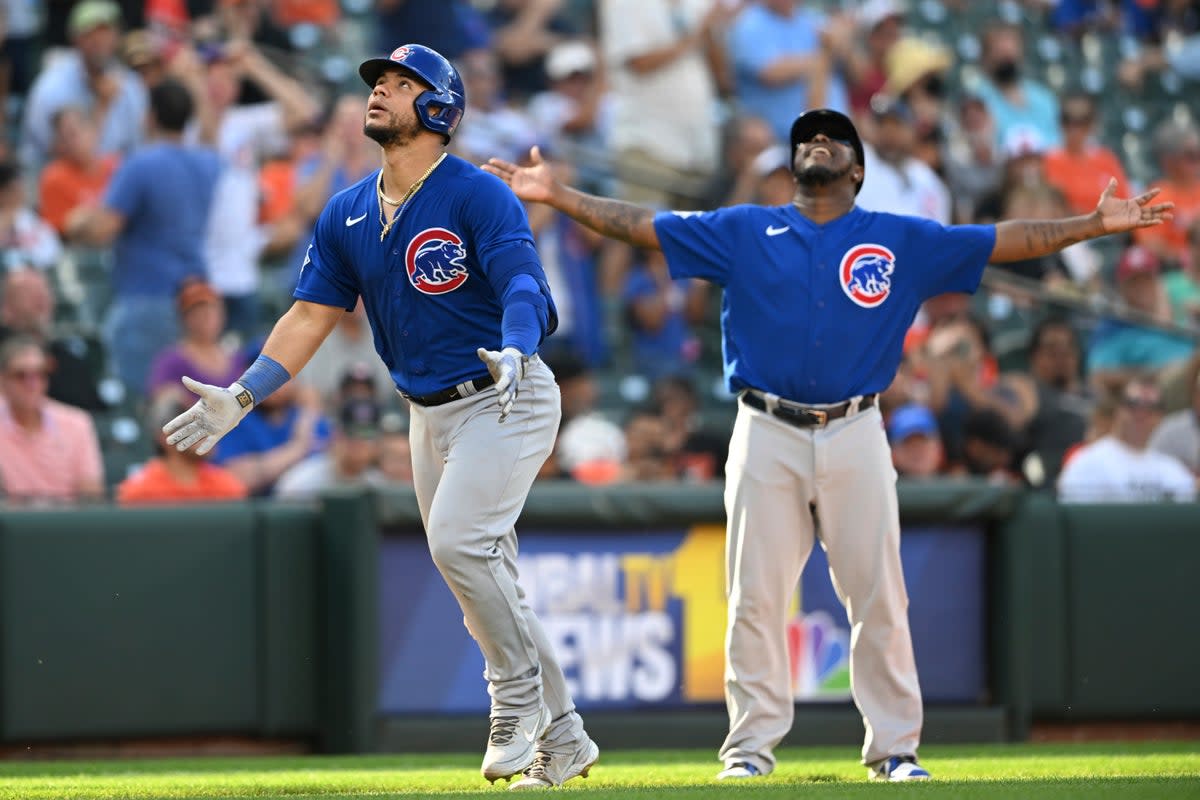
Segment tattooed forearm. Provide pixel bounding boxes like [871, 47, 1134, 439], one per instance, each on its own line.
[1030, 221, 1087, 249]
[575, 195, 651, 241]
[993, 214, 1104, 263]
[1021, 222, 1075, 252]
[562, 188, 660, 249]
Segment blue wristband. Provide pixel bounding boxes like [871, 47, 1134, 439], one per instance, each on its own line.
[237, 354, 291, 405]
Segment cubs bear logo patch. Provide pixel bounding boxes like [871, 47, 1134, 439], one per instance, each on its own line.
[405, 227, 469, 295]
[839, 244, 895, 308]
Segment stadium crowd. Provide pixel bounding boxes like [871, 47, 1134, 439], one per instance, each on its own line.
[0, 0, 1198, 506]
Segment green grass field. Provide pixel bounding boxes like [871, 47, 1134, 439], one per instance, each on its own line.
[1, 742, 1198, 799]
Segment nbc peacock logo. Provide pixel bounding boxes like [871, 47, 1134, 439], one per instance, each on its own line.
[787, 610, 851, 699]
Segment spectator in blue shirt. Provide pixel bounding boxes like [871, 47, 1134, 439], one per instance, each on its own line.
[623, 248, 707, 381]
[210, 377, 332, 497]
[66, 77, 220, 397]
[968, 22, 1061, 153]
[727, 0, 849, 144]
[19, 0, 147, 173]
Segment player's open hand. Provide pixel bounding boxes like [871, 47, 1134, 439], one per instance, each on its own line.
[163, 376, 254, 455]
[476, 347, 528, 423]
[482, 146, 557, 205]
[1095, 178, 1174, 234]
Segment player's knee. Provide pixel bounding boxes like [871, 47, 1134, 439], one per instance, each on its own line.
[729, 596, 772, 622]
[427, 533, 488, 581]
[427, 535, 464, 572]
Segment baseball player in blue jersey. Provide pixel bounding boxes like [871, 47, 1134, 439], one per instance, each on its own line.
[163, 43, 598, 790]
[484, 108, 1172, 782]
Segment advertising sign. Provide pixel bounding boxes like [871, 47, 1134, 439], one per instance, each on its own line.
[378, 525, 985, 714]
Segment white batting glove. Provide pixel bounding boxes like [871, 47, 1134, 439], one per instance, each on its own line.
[476, 347, 528, 423]
[163, 376, 255, 455]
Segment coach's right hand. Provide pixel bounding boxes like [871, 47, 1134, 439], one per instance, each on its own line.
[163, 376, 254, 455]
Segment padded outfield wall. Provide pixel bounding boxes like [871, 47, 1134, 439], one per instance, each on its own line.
[0, 484, 1195, 753]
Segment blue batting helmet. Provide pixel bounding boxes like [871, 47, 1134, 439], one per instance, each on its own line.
[358, 44, 466, 140]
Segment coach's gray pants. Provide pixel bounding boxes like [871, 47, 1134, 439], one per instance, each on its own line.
[719, 401, 923, 773]
[408, 357, 584, 749]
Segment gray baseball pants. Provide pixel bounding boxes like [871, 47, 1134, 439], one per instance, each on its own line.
[407, 357, 584, 749]
[718, 399, 923, 773]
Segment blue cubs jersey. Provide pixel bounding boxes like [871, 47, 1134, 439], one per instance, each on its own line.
[654, 205, 996, 404]
[294, 155, 556, 396]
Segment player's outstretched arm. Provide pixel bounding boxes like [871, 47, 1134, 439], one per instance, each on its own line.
[990, 178, 1173, 263]
[483, 146, 661, 250]
[163, 300, 343, 454]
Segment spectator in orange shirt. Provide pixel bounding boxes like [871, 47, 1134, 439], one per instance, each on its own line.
[272, 0, 340, 27]
[38, 106, 120, 237]
[258, 152, 297, 226]
[117, 390, 247, 505]
[1042, 94, 1131, 217]
[1134, 117, 1200, 268]
[0, 336, 104, 505]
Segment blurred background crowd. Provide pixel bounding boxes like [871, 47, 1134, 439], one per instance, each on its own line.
[0, 0, 1198, 507]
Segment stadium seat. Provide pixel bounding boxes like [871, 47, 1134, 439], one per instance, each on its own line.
[93, 405, 153, 493]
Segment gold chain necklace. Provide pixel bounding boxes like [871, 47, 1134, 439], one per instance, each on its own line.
[378, 153, 447, 242]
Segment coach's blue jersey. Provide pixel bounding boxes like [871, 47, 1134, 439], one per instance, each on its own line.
[654, 205, 996, 404]
[294, 155, 556, 396]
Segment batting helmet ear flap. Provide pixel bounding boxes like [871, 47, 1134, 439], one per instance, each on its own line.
[414, 85, 465, 141]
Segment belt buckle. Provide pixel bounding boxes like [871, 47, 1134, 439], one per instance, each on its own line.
[808, 408, 828, 426]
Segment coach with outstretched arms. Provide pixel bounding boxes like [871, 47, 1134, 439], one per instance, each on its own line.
[483, 108, 1172, 782]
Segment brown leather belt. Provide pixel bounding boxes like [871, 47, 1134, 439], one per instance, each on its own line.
[740, 390, 878, 428]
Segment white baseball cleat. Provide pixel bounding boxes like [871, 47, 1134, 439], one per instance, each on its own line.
[870, 755, 931, 781]
[481, 705, 551, 783]
[716, 761, 764, 779]
[508, 735, 600, 790]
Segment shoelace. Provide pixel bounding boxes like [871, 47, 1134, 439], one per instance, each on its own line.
[488, 716, 519, 746]
[523, 751, 553, 780]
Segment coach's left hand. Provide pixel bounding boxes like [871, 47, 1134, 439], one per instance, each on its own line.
[1095, 178, 1174, 233]
[477, 347, 528, 423]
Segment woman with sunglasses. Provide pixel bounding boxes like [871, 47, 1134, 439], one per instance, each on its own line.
[0, 337, 104, 504]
